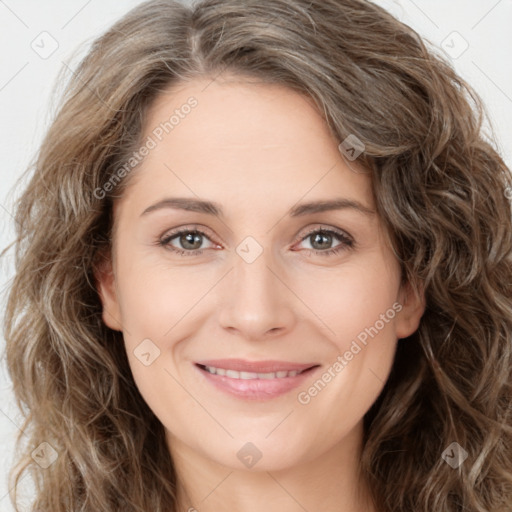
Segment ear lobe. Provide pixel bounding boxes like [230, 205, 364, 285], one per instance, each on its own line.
[395, 279, 426, 340]
[93, 249, 123, 331]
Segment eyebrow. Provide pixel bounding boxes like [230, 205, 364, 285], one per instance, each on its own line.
[140, 197, 375, 218]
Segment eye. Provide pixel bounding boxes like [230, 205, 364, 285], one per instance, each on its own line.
[157, 226, 218, 256]
[294, 226, 355, 257]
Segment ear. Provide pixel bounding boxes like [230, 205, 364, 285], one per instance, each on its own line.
[395, 279, 426, 340]
[93, 248, 123, 331]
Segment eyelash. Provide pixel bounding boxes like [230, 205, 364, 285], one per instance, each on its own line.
[156, 225, 355, 258]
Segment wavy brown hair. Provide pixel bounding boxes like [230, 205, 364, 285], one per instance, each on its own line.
[3, 0, 512, 510]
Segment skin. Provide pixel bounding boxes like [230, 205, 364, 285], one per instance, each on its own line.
[96, 74, 425, 512]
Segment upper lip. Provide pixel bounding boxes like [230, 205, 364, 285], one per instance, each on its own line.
[196, 359, 318, 373]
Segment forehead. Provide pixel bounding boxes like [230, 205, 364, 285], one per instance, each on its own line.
[118, 76, 374, 220]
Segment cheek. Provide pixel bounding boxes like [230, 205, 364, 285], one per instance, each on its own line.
[113, 256, 203, 426]
[113, 252, 222, 404]
[294, 250, 401, 424]
[291, 249, 401, 347]
[115, 251, 213, 339]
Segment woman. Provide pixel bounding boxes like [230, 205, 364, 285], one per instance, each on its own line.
[3, 0, 512, 510]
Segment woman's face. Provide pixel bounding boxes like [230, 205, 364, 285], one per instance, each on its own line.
[96, 76, 424, 472]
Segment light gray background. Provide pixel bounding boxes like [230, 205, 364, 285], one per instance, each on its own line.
[1, 1, 511, 509]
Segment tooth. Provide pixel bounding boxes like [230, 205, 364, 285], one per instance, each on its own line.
[240, 371, 258, 379]
[204, 366, 305, 379]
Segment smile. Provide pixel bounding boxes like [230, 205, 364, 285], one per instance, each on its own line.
[195, 359, 319, 400]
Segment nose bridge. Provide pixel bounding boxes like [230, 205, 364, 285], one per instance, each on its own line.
[217, 240, 295, 339]
[233, 243, 275, 301]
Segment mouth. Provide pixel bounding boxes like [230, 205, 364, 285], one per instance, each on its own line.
[195, 359, 320, 400]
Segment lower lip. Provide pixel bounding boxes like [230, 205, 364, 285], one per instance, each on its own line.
[196, 365, 318, 400]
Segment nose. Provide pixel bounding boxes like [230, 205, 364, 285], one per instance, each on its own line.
[217, 246, 297, 341]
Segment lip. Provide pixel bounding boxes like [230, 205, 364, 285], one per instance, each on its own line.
[195, 359, 320, 400]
